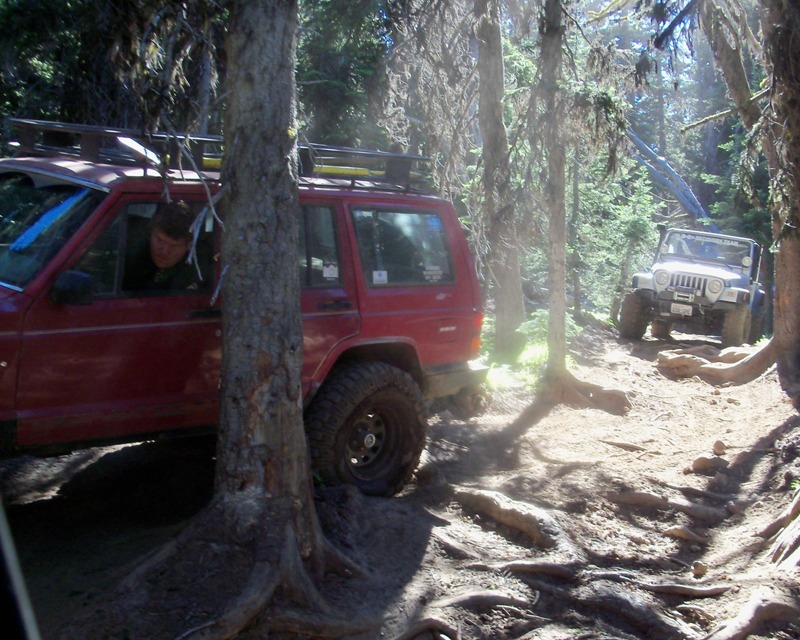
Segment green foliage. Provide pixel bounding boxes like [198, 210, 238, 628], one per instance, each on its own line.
[297, 0, 391, 146]
[483, 310, 580, 389]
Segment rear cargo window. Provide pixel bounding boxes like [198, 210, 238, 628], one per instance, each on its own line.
[352, 208, 453, 286]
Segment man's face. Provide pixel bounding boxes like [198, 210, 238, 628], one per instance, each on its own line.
[150, 228, 190, 269]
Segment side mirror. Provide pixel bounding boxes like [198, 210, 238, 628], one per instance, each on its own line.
[50, 271, 94, 305]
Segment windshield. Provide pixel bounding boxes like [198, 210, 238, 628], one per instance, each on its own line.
[0, 173, 103, 289]
[659, 231, 753, 271]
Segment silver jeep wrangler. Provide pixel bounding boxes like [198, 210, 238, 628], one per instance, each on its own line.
[619, 227, 766, 347]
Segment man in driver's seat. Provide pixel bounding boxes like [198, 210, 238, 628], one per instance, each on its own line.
[123, 200, 202, 291]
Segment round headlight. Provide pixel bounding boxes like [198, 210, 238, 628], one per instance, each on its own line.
[707, 279, 723, 294]
[655, 271, 669, 286]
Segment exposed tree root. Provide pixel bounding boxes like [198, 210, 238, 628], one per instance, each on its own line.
[636, 581, 729, 598]
[541, 370, 632, 416]
[176, 559, 280, 640]
[769, 516, 800, 570]
[756, 486, 800, 571]
[600, 439, 647, 452]
[180, 524, 328, 640]
[59, 491, 377, 640]
[657, 339, 777, 385]
[607, 489, 727, 524]
[702, 587, 800, 640]
[434, 590, 533, 610]
[758, 485, 800, 539]
[662, 524, 709, 544]
[466, 559, 580, 580]
[506, 370, 632, 436]
[585, 570, 730, 598]
[431, 529, 479, 560]
[392, 591, 534, 640]
[519, 576, 697, 639]
[453, 486, 564, 549]
[392, 616, 461, 640]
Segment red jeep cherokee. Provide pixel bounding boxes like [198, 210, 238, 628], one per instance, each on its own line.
[0, 120, 486, 495]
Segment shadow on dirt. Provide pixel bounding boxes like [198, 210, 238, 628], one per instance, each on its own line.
[2, 437, 217, 637]
[624, 332, 718, 363]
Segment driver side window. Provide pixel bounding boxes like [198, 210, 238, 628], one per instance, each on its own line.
[73, 201, 215, 297]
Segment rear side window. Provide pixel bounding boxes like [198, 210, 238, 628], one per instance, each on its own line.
[299, 205, 340, 286]
[352, 208, 453, 287]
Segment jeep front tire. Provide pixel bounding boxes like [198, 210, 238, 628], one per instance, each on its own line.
[748, 305, 766, 345]
[651, 319, 672, 340]
[305, 362, 426, 496]
[721, 305, 752, 348]
[618, 292, 649, 340]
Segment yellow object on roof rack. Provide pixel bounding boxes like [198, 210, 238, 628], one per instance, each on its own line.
[5, 118, 432, 190]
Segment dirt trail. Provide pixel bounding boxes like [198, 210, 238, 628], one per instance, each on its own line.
[2, 324, 799, 639]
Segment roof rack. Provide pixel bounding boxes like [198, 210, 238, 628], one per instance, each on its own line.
[4, 118, 432, 191]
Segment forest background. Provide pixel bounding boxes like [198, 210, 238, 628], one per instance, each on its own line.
[2, 1, 799, 639]
[0, 0, 774, 365]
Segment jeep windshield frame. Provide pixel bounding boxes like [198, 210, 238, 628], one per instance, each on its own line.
[657, 230, 755, 275]
[0, 172, 104, 291]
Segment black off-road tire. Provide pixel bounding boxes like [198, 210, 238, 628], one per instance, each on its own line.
[651, 319, 673, 340]
[305, 362, 427, 496]
[748, 305, 766, 345]
[618, 292, 649, 340]
[721, 304, 752, 348]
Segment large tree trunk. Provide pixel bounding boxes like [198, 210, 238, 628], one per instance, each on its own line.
[475, 0, 526, 362]
[569, 150, 583, 320]
[218, 0, 321, 549]
[760, 1, 800, 409]
[699, 0, 800, 408]
[539, 0, 568, 375]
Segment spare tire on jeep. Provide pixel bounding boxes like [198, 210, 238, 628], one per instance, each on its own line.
[305, 362, 427, 496]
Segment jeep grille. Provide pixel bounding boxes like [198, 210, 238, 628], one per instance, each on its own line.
[670, 273, 707, 294]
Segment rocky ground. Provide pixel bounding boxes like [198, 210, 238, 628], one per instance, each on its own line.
[2, 323, 799, 639]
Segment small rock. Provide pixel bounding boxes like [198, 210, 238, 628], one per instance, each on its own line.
[712, 440, 726, 455]
[725, 500, 745, 515]
[691, 561, 708, 578]
[692, 456, 729, 473]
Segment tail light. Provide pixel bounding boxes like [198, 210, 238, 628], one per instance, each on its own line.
[469, 311, 483, 359]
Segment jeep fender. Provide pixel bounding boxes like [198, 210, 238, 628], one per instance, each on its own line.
[303, 338, 423, 408]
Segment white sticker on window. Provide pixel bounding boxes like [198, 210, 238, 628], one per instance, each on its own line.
[373, 270, 388, 284]
[424, 265, 443, 282]
[323, 262, 339, 280]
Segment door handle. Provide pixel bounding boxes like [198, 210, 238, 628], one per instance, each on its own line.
[317, 299, 352, 311]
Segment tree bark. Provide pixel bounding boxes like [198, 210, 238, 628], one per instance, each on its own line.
[539, 0, 568, 374]
[760, 0, 800, 409]
[475, 0, 526, 361]
[218, 0, 324, 554]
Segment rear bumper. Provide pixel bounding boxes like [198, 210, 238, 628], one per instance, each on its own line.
[423, 360, 489, 401]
